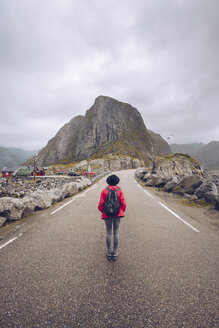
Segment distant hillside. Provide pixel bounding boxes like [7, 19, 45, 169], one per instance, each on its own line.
[170, 141, 219, 169]
[170, 143, 205, 157]
[195, 141, 219, 169]
[0, 147, 36, 169]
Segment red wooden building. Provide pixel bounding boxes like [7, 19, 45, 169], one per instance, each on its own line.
[1, 168, 15, 178]
[1, 167, 46, 178]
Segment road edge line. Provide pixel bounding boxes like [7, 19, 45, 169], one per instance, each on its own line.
[144, 190, 154, 198]
[158, 202, 200, 232]
[51, 198, 76, 215]
[0, 234, 22, 250]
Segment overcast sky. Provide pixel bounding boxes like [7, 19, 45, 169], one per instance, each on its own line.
[1, 0, 218, 151]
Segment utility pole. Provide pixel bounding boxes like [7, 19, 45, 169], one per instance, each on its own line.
[33, 153, 38, 181]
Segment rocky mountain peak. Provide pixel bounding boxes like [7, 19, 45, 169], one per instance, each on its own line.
[74, 95, 154, 160]
[31, 96, 171, 166]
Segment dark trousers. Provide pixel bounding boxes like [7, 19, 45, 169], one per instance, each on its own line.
[105, 218, 121, 254]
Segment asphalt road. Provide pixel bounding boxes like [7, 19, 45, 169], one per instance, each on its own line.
[0, 170, 218, 328]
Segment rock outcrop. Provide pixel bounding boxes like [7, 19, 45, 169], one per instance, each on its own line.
[148, 130, 171, 155]
[74, 96, 154, 160]
[135, 154, 219, 209]
[28, 96, 171, 166]
[138, 154, 204, 188]
[33, 116, 85, 165]
[152, 154, 204, 178]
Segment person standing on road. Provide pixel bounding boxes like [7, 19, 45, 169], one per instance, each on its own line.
[98, 174, 126, 261]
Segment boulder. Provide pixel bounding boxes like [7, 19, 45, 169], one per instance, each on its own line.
[135, 168, 148, 180]
[62, 182, 79, 198]
[82, 177, 92, 187]
[145, 174, 169, 187]
[20, 196, 38, 217]
[195, 176, 219, 203]
[61, 177, 91, 198]
[76, 177, 91, 190]
[142, 172, 151, 182]
[30, 190, 53, 210]
[47, 189, 63, 203]
[171, 175, 203, 195]
[0, 216, 6, 227]
[0, 197, 31, 220]
[163, 177, 180, 192]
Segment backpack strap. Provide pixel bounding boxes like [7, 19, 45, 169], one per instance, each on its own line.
[106, 186, 120, 191]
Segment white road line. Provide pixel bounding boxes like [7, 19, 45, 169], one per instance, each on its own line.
[89, 185, 97, 190]
[159, 202, 200, 232]
[137, 184, 153, 198]
[0, 234, 22, 250]
[51, 198, 76, 215]
[144, 190, 153, 198]
[51, 187, 90, 215]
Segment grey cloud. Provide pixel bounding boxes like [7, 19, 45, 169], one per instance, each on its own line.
[0, 0, 218, 150]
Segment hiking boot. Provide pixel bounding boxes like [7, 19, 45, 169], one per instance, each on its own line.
[106, 253, 112, 260]
[112, 252, 118, 261]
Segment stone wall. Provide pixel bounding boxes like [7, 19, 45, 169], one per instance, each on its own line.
[76, 156, 144, 172]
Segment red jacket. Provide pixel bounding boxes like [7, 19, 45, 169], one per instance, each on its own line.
[98, 185, 126, 219]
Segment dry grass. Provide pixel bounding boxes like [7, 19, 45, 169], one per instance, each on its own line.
[178, 198, 211, 208]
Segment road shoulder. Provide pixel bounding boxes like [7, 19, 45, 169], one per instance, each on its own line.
[142, 185, 219, 234]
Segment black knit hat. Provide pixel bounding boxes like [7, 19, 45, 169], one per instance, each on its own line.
[106, 174, 120, 186]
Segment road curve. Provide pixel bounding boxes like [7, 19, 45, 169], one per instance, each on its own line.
[0, 170, 218, 328]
